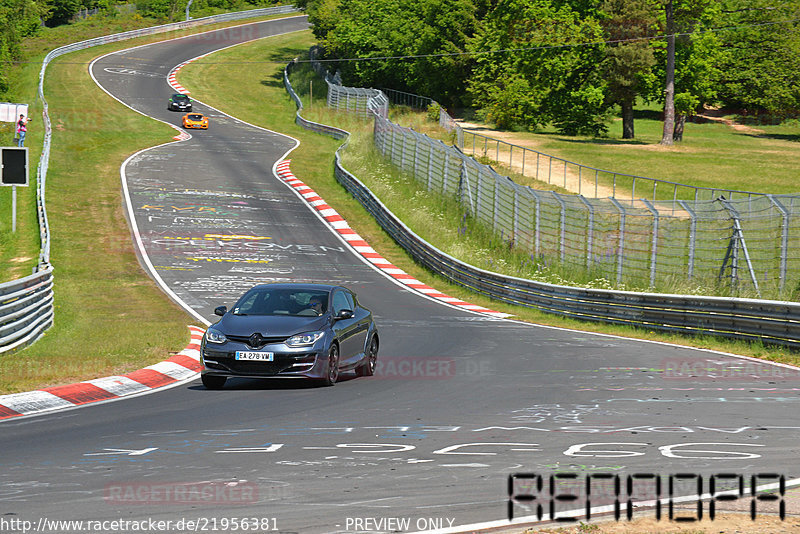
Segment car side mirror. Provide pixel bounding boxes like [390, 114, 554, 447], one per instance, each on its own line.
[214, 306, 227, 316]
[334, 309, 354, 321]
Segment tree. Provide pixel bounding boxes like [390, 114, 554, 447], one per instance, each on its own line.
[659, 0, 675, 144]
[305, 0, 479, 107]
[0, 0, 49, 98]
[600, 0, 658, 139]
[467, 0, 609, 135]
[715, 0, 800, 117]
[651, 0, 719, 143]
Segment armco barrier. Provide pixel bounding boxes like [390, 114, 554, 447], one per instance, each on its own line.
[0, 266, 54, 354]
[0, 5, 299, 354]
[283, 61, 800, 349]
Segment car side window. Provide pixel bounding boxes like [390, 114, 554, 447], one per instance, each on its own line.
[344, 291, 355, 311]
[332, 290, 350, 314]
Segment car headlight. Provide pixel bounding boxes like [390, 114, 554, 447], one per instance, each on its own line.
[205, 328, 227, 344]
[286, 331, 324, 347]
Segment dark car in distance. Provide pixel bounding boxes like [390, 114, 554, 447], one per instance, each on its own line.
[200, 283, 379, 388]
[168, 93, 192, 111]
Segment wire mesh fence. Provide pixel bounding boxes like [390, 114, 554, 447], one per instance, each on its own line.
[317, 66, 800, 299]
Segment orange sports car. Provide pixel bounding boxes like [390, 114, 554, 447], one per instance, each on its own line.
[182, 113, 209, 130]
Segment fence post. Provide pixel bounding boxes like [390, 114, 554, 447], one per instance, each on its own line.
[427, 139, 434, 192]
[513, 187, 520, 248]
[400, 128, 407, 171]
[551, 192, 566, 264]
[595, 169, 599, 198]
[493, 175, 499, 232]
[610, 197, 627, 284]
[413, 131, 420, 179]
[528, 187, 541, 258]
[768, 194, 789, 292]
[642, 198, 660, 288]
[476, 165, 483, 219]
[677, 200, 697, 280]
[459, 158, 475, 214]
[443, 149, 450, 196]
[579, 196, 594, 269]
[718, 198, 761, 296]
[390, 125, 397, 165]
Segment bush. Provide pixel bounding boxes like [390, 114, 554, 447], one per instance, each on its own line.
[426, 102, 441, 122]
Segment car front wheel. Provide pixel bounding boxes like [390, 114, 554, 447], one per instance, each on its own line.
[322, 345, 339, 386]
[201, 374, 226, 390]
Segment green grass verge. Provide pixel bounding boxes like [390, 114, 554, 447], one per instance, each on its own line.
[0, 13, 299, 394]
[178, 31, 800, 372]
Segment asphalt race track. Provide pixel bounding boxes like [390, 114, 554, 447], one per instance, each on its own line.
[1, 15, 799, 534]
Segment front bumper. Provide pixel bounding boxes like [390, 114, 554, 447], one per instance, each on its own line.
[201, 346, 326, 379]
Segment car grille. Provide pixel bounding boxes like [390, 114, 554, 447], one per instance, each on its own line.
[226, 334, 287, 348]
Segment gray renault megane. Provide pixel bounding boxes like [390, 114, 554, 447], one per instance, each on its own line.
[200, 283, 379, 388]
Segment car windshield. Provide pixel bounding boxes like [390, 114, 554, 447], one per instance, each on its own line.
[187, 114, 203, 121]
[173, 95, 189, 101]
[232, 288, 329, 317]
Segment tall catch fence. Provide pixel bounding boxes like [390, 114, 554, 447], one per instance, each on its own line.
[0, 5, 300, 354]
[283, 61, 800, 348]
[316, 64, 800, 299]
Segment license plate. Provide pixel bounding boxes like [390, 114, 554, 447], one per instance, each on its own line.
[235, 351, 274, 361]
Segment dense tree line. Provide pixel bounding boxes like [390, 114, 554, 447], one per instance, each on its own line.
[0, 0, 47, 96]
[299, 0, 800, 138]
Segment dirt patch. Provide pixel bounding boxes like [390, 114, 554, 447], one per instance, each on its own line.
[455, 120, 620, 199]
[697, 108, 766, 135]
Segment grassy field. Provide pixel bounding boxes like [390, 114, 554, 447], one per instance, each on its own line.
[178, 31, 800, 371]
[450, 105, 800, 198]
[0, 13, 298, 394]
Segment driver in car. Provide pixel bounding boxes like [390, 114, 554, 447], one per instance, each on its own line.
[308, 297, 324, 315]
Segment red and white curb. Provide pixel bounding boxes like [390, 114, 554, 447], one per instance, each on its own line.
[167, 57, 200, 95]
[275, 160, 510, 318]
[0, 325, 206, 421]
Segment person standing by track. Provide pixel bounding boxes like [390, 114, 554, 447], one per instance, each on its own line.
[15, 114, 31, 147]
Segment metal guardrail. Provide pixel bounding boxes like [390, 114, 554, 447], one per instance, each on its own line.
[0, 266, 54, 354]
[0, 5, 300, 354]
[284, 60, 800, 349]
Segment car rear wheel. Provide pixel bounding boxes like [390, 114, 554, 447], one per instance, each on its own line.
[322, 345, 339, 386]
[201, 374, 226, 390]
[356, 336, 378, 377]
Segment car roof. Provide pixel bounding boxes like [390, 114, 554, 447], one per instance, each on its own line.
[172, 93, 189, 98]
